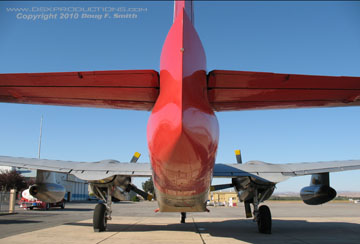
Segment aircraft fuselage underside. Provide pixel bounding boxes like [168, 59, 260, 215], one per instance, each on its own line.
[147, 8, 219, 212]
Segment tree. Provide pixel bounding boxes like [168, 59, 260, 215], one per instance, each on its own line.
[142, 177, 155, 199]
[0, 170, 28, 191]
[131, 195, 140, 202]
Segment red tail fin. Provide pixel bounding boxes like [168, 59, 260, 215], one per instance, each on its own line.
[174, 0, 194, 24]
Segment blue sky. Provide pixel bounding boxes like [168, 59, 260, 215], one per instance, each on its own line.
[0, 1, 359, 193]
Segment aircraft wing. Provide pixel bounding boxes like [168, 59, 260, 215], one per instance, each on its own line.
[208, 70, 360, 111]
[0, 156, 152, 181]
[1, 155, 360, 184]
[0, 70, 159, 111]
[213, 160, 360, 183]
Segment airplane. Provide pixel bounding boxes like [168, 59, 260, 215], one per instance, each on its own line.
[1, 0, 360, 234]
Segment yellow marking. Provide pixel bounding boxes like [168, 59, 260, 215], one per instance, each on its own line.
[147, 194, 153, 201]
[134, 152, 141, 159]
[210, 186, 215, 191]
[235, 149, 241, 155]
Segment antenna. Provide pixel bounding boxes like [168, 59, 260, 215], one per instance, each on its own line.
[38, 115, 43, 159]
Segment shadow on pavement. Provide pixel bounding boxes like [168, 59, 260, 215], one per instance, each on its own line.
[0, 219, 42, 224]
[21, 208, 93, 212]
[66, 219, 360, 243]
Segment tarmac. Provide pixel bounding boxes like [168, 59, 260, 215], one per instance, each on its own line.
[1, 201, 360, 244]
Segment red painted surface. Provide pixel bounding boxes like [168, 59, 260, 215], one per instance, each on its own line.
[208, 70, 360, 111]
[147, 9, 219, 206]
[0, 70, 159, 111]
[1, 0, 360, 212]
[174, 0, 194, 24]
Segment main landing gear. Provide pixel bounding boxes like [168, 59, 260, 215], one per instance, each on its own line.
[251, 190, 272, 234]
[93, 187, 113, 232]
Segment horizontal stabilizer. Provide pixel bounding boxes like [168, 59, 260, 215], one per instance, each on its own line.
[208, 70, 360, 111]
[0, 70, 159, 111]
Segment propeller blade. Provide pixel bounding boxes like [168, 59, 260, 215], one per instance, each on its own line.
[128, 184, 153, 201]
[130, 152, 141, 163]
[235, 149, 242, 164]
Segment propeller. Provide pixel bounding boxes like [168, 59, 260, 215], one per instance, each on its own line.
[130, 152, 141, 163]
[235, 149, 242, 164]
[209, 150, 243, 192]
[128, 184, 153, 201]
[128, 152, 153, 201]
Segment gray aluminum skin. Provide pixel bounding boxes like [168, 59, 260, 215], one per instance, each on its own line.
[1, 156, 360, 210]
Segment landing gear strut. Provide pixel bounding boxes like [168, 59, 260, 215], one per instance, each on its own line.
[181, 212, 186, 223]
[252, 189, 272, 234]
[93, 187, 113, 232]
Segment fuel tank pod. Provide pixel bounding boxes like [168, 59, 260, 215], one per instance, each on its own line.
[300, 173, 336, 205]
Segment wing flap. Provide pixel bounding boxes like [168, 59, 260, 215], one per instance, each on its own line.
[208, 70, 360, 111]
[0, 70, 159, 111]
[283, 160, 360, 176]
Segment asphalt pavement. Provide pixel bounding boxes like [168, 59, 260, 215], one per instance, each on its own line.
[0, 201, 359, 243]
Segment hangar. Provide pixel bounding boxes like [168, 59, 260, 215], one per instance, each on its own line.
[0, 166, 89, 201]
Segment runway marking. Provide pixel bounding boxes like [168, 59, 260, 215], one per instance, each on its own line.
[192, 217, 206, 244]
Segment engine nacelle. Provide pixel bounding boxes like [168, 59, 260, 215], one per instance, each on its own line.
[300, 185, 336, 205]
[300, 172, 336, 205]
[232, 177, 275, 203]
[90, 175, 132, 201]
[29, 183, 66, 203]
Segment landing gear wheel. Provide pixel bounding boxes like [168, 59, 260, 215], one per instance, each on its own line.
[257, 205, 272, 234]
[45, 203, 50, 211]
[60, 202, 65, 209]
[93, 203, 108, 232]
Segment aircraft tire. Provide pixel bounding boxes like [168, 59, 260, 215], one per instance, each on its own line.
[93, 203, 107, 232]
[60, 202, 65, 209]
[257, 205, 272, 234]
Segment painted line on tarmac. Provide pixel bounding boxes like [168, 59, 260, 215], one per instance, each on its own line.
[192, 217, 206, 244]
